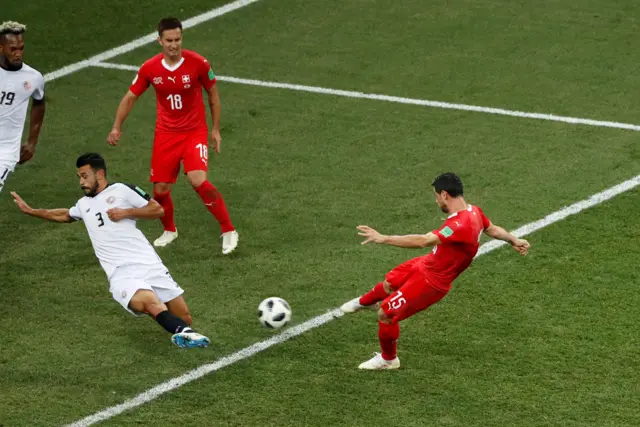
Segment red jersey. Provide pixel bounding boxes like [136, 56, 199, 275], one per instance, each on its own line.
[129, 49, 216, 133]
[421, 205, 491, 290]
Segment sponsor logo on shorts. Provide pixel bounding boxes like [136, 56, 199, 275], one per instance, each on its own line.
[121, 290, 127, 299]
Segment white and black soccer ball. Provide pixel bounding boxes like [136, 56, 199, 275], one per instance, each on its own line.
[258, 297, 292, 329]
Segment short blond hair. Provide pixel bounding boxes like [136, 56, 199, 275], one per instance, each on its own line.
[0, 21, 26, 40]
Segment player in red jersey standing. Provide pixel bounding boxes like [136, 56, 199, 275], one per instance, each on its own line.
[107, 17, 238, 254]
[340, 173, 530, 370]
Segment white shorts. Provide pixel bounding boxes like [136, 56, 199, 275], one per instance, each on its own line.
[0, 162, 15, 195]
[109, 264, 184, 316]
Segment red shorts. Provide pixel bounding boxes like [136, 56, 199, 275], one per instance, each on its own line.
[150, 130, 209, 183]
[382, 256, 448, 323]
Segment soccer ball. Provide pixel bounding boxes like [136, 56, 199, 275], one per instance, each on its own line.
[258, 297, 292, 329]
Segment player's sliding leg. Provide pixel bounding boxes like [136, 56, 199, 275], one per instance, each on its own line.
[165, 295, 192, 326]
[128, 290, 210, 348]
[186, 170, 238, 255]
[152, 182, 179, 247]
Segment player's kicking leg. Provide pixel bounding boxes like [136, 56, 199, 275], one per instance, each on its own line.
[128, 290, 210, 348]
[340, 257, 421, 314]
[339, 281, 390, 313]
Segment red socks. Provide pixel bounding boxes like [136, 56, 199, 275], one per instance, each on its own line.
[359, 282, 389, 306]
[378, 321, 400, 361]
[153, 190, 177, 232]
[195, 180, 234, 233]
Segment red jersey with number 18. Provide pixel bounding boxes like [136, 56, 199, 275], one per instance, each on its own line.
[420, 205, 491, 291]
[129, 49, 216, 133]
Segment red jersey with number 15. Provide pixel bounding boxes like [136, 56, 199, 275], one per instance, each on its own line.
[420, 205, 491, 291]
[129, 49, 216, 133]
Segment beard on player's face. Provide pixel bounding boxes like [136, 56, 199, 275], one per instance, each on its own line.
[0, 53, 22, 71]
[434, 190, 449, 213]
[80, 177, 99, 197]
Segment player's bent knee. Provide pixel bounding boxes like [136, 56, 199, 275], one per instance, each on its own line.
[153, 182, 171, 194]
[129, 290, 167, 317]
[377, 307, 392, 324]
[186, 171, 207, 188]
[383, 280, 395, 295]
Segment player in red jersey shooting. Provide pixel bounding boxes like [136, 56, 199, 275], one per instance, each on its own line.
[340, 172, 530, 370]
[107, 17, 238, 255]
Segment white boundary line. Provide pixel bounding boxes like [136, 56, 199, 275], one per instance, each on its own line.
[42, 0, 264, 83]
[90, 61, 640, 132]
[66, 174, 640, 426]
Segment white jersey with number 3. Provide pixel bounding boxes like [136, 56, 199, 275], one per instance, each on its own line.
[0, 63, 45, 167]
[69, 183, 163, 279]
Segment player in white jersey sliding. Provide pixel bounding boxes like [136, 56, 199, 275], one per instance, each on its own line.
[0, 21, 46, 194]
[11, 153, 210, 348]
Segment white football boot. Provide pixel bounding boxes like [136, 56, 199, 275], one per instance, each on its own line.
[221, 230, 239, 255]
[171, 328, 210, 349]
[340, 297, 380, 314]
[358, 353, 400, 370]
[154, 230, 178, 247]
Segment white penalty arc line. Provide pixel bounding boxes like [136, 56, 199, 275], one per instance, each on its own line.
[66, 174, 640, 426]
[90, 61, 640, 132]
[43, 0, 264, 83]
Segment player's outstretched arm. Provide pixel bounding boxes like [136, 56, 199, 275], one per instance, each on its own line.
[19, 97, 46, 164]
[11, 192, 74, 223]
[106, 199, 164, 222]
[108, 91, 139, 146]
[484, 223, 530, 255]
[357, 225, 440, 248]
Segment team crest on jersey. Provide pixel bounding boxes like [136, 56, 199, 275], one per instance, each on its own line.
[106, 196, 116, 204]
[182, 74, 191, 84]
[153, 77, 163, 85]
[23, 81, 31, 90]
[121, 290, 127, 299]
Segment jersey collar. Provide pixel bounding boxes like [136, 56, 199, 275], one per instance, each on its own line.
[447, 204, 473, 218]
[161, 57, 185, 72]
